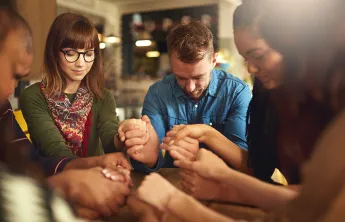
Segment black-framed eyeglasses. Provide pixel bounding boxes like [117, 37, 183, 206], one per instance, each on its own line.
[60, 49, 98, 63]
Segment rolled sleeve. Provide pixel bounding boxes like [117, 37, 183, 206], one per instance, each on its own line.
[130, 149, 164, 174]
[224, 84, 251, 150]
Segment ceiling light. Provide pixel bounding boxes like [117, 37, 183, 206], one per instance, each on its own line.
[135, 40, 152, 47]
[146, 51, 160, 58]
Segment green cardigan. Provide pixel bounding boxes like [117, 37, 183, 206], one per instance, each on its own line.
[20, 82, 119, 157]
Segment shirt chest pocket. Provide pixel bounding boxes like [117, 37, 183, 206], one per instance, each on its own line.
[168, 117, 188, 130]
[203, 115, 227, 133]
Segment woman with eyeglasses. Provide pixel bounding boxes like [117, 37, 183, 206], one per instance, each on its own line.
[19, 13, 130, 158]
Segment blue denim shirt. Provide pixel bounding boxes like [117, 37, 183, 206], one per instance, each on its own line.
[132, 69, 251, 172]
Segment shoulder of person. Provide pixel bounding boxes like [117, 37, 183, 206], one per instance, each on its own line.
[21, 82, 42, 98]
[148, 74, 175, 93]
[97, 88, 115, 102]
[20, 82, 44, 104]
[102, 88, 113, 97]
[214, 69, 248, 88]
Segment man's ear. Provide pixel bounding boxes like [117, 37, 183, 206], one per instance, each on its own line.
[211, 52, 218, 67]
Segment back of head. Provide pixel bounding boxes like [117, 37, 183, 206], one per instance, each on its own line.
[233, 0, 263, 32]
[0, 5, 33, 54]
[166, 21, 214, 64]
[43, 13, 104, 99]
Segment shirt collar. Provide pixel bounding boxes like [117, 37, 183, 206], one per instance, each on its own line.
[173, 69, 218, 99]
[173, 76, 186, 98]
[206, 69, 218, 97]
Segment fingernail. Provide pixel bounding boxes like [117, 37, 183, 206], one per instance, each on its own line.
[168, 140, 174, 146]
[102, 169, 108, 174]
[111, 175, 119, 181]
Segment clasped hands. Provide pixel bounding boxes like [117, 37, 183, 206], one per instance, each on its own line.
[134, 124, 231, 215]
[117, 115, 157, 166]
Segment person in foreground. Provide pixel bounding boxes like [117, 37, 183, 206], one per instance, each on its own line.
[136, 0, 345, 221]
[0, 6, 131, 220]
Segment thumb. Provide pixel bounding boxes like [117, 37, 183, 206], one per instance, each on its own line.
[141, 115, 151, 125]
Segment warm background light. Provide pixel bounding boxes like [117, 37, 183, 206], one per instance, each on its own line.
[135, 40, 152, 47]
[146, 51, 160, 58]
[105, 36, 121, 43]
[99, 42, 106, 49]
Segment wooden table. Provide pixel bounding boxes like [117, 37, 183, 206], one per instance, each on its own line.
[107, 169, 266, 221]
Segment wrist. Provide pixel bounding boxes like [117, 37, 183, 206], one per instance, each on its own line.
[48, 170, 72, 190]
[114, 134, 125, 151]
[165, 188, 183, 212]
[64, 156, 100, 170]
[215, 167, 233, 182]
[200, 125, 215, 143]
[142, 155, 158, 168]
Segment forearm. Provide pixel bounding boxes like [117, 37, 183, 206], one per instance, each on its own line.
[215, 183, 250, 205]
[167, 190, 233, 222]
[219, 169, 298, 210]
[201, 128, 249, 173]
[286, 185, 301, 191]
[64, 156, 103, 170]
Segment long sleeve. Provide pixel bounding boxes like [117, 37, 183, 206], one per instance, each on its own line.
[1, 100, 75, 177]
[20, 83, 75, 157]
[13, 116, 75, 176]
[97, 89, 119, 153]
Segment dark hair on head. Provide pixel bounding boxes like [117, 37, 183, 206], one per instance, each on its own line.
[0, 5, 33, 54]
[43, 13, 104, 100]
[256, 0, 345, 182]
[166, 21, 214, 64]
[246, 79, 281, 182]
[233, 0, 262, 31]
[233, 1, 282, 182]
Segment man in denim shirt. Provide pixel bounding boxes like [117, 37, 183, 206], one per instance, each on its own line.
[128, 21, 250, 171]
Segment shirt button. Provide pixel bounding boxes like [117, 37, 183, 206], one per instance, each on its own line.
[194, 104, 198, 108]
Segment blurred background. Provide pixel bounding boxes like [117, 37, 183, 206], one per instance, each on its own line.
[8, 0, 250, 120]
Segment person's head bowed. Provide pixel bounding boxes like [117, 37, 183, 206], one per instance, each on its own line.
[43, 13, 104, 99]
